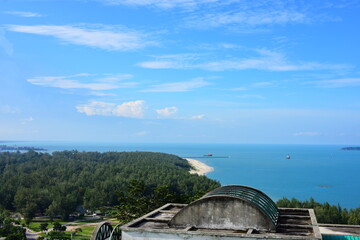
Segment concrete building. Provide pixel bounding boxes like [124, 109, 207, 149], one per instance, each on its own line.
[120, 185, 322, 240]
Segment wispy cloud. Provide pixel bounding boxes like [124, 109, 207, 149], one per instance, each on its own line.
[4, 11, 43, 17]
[231, 81, 273, 92]
[231, 87, 248, 91]
[101, 0, 218, 9]
[251, 81, 273, 87]
[142, 77, 210, 92]
[155, 106, 205, 120]
[187, 1, 345, 29]
[135, 130, 150, 136]
[307, 78, 360, 88]
[186, 8, 308, 29]
[90, 92, 117, 96]
[189, 114, 205, 119]
[27, 73, 136, 91]
[293, 132, 320, 137]
[156, 106, 178, 118]
[0, 105, 19, 114]
[6, 24, 154, 51]
[238, 94, 265, 99]
[21, 117, 34, 124]
[0, 29, 13, 56]
[138, 50, 350, 72]
[104, 0, 344, 29]
[76, 100, 145, 118]
[137, 53, 201, 69]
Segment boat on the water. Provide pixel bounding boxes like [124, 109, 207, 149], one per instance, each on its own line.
[203, 153, 213, 157]
[285, 154, 291, 159]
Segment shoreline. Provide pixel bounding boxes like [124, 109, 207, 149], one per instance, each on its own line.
[185, 158, 214, 176]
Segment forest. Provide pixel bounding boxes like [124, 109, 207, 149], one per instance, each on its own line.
[276, 197, 360, 225]
[1, 150, 359, 228]
[0, 150, 220, 223]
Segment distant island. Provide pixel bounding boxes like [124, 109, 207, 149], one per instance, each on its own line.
[341, 147, 360, 150]
[0, 144, 46, 151]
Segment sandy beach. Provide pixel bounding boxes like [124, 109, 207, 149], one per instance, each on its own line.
[185, 158, 214, 176]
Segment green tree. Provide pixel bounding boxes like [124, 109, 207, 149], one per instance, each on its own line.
[276, 197, 360, 224]
[40, 222, 48, 232]
[0, 223, 26, 240]
[53, 222, 66, 232]
[0, 150, 220, 220]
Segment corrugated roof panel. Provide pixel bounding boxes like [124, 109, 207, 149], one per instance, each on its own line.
[204, 185, 279, 226]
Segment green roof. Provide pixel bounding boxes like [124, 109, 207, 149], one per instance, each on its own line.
[203, 185, 279, 226]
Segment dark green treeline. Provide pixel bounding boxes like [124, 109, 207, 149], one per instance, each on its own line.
[277, 198, 360, 225]
[0, 150, 220, 221]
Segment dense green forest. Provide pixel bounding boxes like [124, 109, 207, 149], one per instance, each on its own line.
[1, 150, 360, 227]
[0, 150, 220, 222]
[276, 198, 360, 225]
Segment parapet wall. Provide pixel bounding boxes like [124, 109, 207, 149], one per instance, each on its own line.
[169, 196, 276, 231]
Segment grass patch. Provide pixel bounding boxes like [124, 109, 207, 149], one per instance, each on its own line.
[72, 220, 100, 225]
[38, 227, 96, 240]
[22, 219, 73, 232]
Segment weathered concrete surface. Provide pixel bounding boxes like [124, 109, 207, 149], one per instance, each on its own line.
[169, 196, 275, 231]
[122, 231, 274, 240]
[319, 224, 360, 236]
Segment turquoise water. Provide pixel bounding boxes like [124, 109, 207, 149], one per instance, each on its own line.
[1, 141, 359, 208]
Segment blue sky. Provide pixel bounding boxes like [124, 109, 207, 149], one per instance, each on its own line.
[1, 0, 360, 144]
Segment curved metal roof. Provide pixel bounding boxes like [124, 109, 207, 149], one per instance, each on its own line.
[203, 185, 279, 226]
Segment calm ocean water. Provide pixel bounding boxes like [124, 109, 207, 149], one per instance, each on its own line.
[1, 141, 359, 208]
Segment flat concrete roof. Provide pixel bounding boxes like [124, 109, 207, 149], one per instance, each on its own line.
[319, 224, 360, 236]
[121, 203, 322, 240]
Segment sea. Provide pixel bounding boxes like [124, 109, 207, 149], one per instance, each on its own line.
[1, 141, 359, 209]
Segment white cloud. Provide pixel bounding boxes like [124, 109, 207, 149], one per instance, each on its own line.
[137, 53, 201, 69]
[182, 1, 343, 29]
[135, 131, 150, 136]
[21, 117, 34, 124]
[231, 81, 272, 92]
[155, 107, 205, 120]
[100, 0, 348, 30]
[293, 132, 320, 137]
[5, 11, 43, 17]
[27, 73, 136, 91]
[198, 49, 349, 71]
[308, 78, 360, 88]
[231, 87, 248, 91]
[138, 61, 180, 69]
[138, 50, 350, 72]
[156, 106, 178, 118]
[76, 100, 145, 118]
[0, 29, 13, 56]
[142, 78, 210, 92]
[90, 92, 117, 96]
[101, 0, 218, 9]
[186, 8, 307, 29]
[238, 94, 264, 99]
[190, 114, 205, 119]
[251, 81, 273, 87]
[0, 105, 19, 114]
[6, 25, 153, 51]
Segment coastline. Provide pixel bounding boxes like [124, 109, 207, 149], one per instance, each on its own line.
[185, 158, 214, 176]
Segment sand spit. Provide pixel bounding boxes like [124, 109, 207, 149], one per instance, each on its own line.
[185, 158, 214, 176]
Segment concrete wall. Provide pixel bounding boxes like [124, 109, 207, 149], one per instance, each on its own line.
[122, 231, 256, 240]
[169, 196, 275, 231]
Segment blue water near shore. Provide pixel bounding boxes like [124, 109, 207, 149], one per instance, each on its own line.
[1, 141, 359, 208]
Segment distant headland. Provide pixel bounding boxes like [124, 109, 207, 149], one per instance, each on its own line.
[0, 145, 46, 151]
[341, 147, 360, 150]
